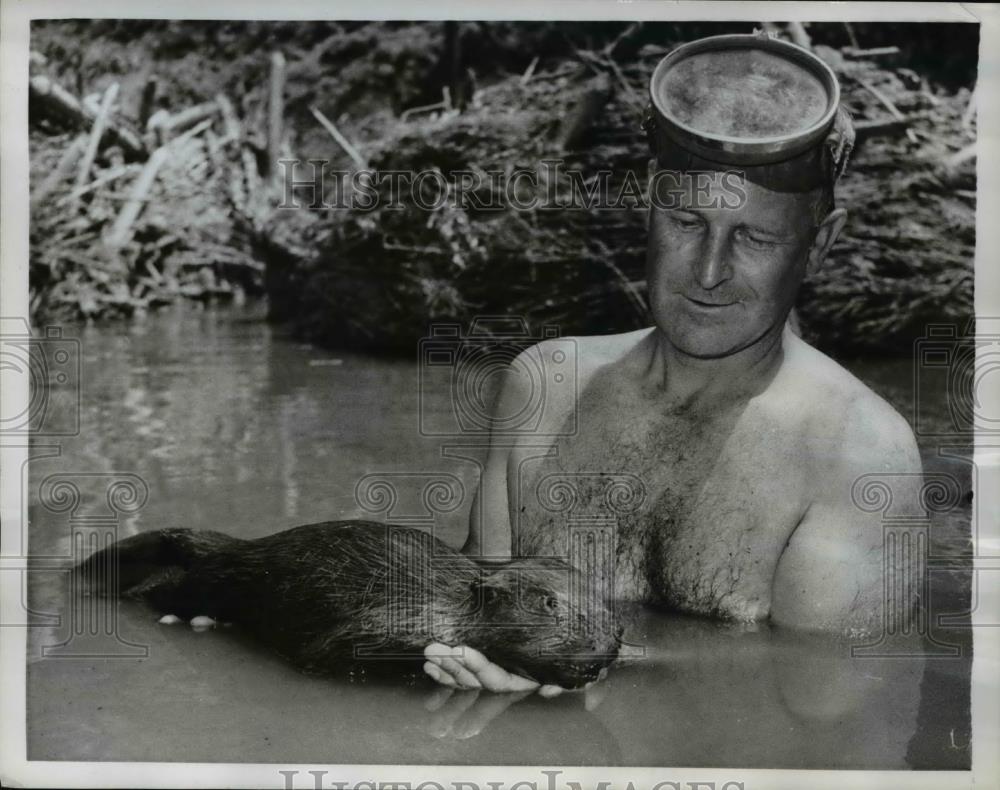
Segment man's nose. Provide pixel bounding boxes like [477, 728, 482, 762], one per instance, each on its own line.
[694, 227, 733, 290]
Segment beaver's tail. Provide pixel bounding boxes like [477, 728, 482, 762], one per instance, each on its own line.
[74, 528, 242, 602]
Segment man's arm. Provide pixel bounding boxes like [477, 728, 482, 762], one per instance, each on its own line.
[427, 346, 567, 694]
[463, 338, 570, 559]
[770, 399, 924, 634]
[461, 426, 514, 559]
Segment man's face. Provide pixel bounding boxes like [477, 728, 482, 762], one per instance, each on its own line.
[646, 170, 822, 359]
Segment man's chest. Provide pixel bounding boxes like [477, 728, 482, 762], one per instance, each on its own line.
[508, 394, 809, 615]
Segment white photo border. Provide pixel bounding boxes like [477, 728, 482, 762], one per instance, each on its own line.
[1, 2, 997, 788]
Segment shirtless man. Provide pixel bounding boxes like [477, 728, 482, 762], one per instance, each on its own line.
[423, 38, 923, 697]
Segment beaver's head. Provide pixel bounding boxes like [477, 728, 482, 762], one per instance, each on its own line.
[467, 558, 622, 688]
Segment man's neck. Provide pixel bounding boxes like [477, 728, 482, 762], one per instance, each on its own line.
[644, 324, 786, 408]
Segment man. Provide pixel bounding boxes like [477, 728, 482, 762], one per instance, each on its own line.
[423, 35, 923, 697]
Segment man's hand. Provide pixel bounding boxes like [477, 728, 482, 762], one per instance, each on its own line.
[423, 643, 566, 697]
[422, 643, 610, 740]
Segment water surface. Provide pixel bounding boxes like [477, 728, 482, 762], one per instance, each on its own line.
[26, 305, 972, 767]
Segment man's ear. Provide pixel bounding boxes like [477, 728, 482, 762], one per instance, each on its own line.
[806, 207, 847, 275]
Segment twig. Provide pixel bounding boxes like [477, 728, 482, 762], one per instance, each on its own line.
[31, 134, 86, 209]
[399, 97, 451, 121]
[600, 251, 647, 318]
[443, 21, 463, 109]
[63, 163, 138, 202]
[240, 142, 263, 215]
[843, 22, 860, 49]
[603, 22, 646, 61]
[857, 77, 906, 122]
[310, 105, 367, 169]
[466, 68, 478, 101]
[157, 101, 219, 138]
[604, 55, 642, 111]
[104, 119, 213, 253]
[944, 143, 976, 170]
[961, 83, 977, 129]
[74, 82, 119, 193]
[786, 22, 812, 50]
[139, 74, 158, 129]
[268, 51, 286, 180]
[555, 72, 613, 152]
[99, 192, 156, 202]
[104, 147, 169, 253]
[856, 77, 917, 146]
[383, 242, 446, 255]
[29, 75, 145, 158]
[843, 46, 900, 59]
[853, 118, 910, 140]
[216, 94, 242, 142]
[215, 93, 252, 207]
[176, 117, 214, 146]
[29, 50, 47, 71]
[573, 47, 608, 79]
[920, 79, 941, 108]
[520, 56, 540, 86]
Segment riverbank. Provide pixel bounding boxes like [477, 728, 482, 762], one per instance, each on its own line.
[28, 20, 977, 355]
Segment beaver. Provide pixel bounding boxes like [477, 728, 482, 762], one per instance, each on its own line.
[75, 520, 621, 688]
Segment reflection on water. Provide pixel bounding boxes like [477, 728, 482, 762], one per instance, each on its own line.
[26, 305, 971, 767]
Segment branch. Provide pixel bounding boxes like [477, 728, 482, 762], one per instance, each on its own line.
[310, 105, 367, 169]
[267, 51, 286, 180]
[29, 74, 145, 158]
[74, 82, 119, 193]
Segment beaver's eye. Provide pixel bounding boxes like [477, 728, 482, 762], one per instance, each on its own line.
[543, 595, 559, 612]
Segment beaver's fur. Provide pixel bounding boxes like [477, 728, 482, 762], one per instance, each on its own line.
[76, 520, 621, 687]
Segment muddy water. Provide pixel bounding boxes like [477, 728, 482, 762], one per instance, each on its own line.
[26, 305, 971, 767]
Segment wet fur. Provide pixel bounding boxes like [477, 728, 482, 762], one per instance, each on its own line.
[76, 520, 619, 687]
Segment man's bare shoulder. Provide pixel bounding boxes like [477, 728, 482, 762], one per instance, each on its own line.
[771, 333, 921, 475]
[499, 330, 653, 437]
[545, 328, 653, 357]
[548, 328, 655, 377]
